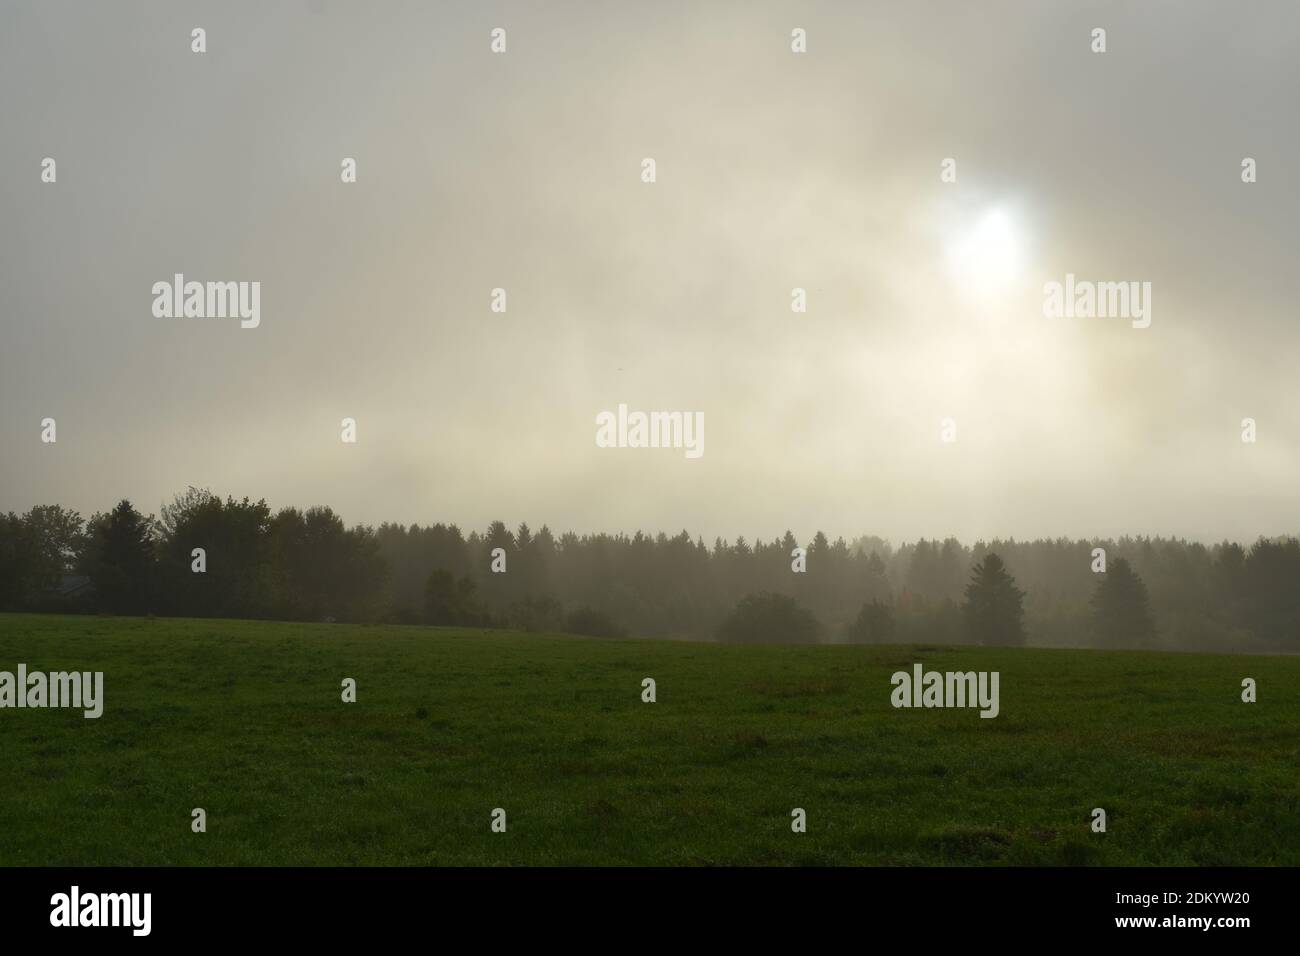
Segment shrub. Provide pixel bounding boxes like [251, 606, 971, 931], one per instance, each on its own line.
[716, 592, 821, 644]
[847, 599, 895, 643]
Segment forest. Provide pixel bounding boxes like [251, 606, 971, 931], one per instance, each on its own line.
[1, 487, 1296, 653]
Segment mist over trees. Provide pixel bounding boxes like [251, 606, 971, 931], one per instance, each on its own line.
[1089, 557, 1156, 647]
[848, 600, 894, 644]
[717, 592, 822, 645]
[961, 554, 1027, 646]
[0, 486, 1297, 652]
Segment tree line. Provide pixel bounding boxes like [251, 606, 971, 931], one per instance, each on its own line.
[1, 487, 1297, 652]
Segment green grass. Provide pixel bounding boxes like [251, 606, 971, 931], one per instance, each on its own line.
[0, 613, 1296, 866]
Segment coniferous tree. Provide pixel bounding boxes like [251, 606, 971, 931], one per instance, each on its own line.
[1089, 557, 1156, 646]
[859, 551, 891, 603]
[424, 569, 487, 626]
[961, 552, 1026, 645]
[847, 598, 894, 643]
[87, 500, 156, 614]
[1241, 538, 1300, 644]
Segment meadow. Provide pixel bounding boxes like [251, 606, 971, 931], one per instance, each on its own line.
[0, 613, 1296, 866]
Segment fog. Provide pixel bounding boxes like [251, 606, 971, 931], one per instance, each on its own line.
[2, 1, 1297, 543]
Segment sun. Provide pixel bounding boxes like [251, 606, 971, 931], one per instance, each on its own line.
[945, 207, 1025, 300]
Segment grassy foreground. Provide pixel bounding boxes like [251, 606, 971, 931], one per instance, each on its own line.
[0, 613, 1296, 866]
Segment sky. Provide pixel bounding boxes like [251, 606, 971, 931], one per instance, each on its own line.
[2, 1, 1298, 545]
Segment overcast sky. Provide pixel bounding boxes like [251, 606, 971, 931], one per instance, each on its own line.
[2, 1, 1297, 545]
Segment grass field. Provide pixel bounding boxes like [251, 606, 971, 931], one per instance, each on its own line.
[0, 613, 1296, 866]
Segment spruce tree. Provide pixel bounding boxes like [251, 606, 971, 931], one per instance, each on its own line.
[961, 552, 1027, 645]
[88, 499, 156, 614]
[1089, 557, 1156, 646]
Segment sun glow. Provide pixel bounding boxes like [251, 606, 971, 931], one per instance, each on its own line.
[946, 207, 1025, 300]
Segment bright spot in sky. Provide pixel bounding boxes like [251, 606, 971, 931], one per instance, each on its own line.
[946, 207, 1025, 299]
